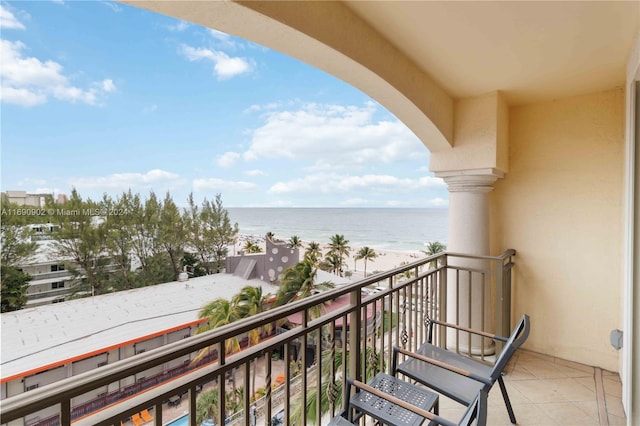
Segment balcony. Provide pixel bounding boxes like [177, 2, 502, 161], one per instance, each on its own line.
[0, 250, 624, 426]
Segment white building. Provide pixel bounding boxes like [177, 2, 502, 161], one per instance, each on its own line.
[1, 274, 281, 425]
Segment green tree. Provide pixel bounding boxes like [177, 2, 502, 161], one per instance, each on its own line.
[51, 189, 110, 296]
[275, 259, 334, 317]
[0, 224, 36, 266]
[182, 252, 208, 277]
[232, 286, 268, 396]
[290, 347, 382, 425]
[196, 298, 241, 355]
[195, 386, 246, 425]
[1, 265, 31, 312]
[158, 192, 186, 280]
[185, 192, 214, 274]
[327, 234, 350, 276]
[127, 191, 161, 277]
[202, 194, 239, 273]
[288, 235, 303, 249]
[320, 252, 341, 276]
[355, 246, 377, 277]
[102, 192, 135, 290]
[422, 241, 447, 269]
[243, 240, 262, 253]
[304, 241, 322, 266]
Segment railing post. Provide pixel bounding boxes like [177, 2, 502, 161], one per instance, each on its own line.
[495, 250, 515, 350]
[438, 254, 448, 349]
[349, 287, 362, 384]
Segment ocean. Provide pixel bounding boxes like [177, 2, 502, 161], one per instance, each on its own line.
[227, 208, 448, 253]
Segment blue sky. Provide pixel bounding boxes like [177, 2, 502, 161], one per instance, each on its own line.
[0, 1, 448, 208]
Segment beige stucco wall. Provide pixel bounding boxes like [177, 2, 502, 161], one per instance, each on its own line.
[491, 89, 625, 370]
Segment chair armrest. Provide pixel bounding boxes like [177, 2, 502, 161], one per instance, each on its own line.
[428, 319, 508, 342]
[394, 347, 492, 386]
[347, 378, 457, 426]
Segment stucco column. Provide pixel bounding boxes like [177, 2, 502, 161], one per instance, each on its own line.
[436, 168, 503, 354]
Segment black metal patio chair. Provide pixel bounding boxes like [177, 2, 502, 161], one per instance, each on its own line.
[327, 375, 487, 426]
[393, 314, 530, 424]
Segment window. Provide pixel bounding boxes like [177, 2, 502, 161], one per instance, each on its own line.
[52, 282, 65, 289]
[51, 264, 65, 272]
[52, 298, 65, 303]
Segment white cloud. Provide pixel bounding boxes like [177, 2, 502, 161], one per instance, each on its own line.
[268, 173, 444, 195]
[101, 1, 122, 13]
[245, 169, 265, 177]
[71, 169, 182, 191]
[168, 20, 190, 32]
[244, 102, 427, 167]
[193, 178, 257, 192]
[0, 5, 25, 30]
[0, 40, 115, 107]
[51, 0, 65, 4]
[216, 151, 241, 167]
[101, 79, 116, 93]
[180, 44, 253, 80]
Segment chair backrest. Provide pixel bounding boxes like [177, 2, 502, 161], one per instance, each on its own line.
[490, 314, 530, 381]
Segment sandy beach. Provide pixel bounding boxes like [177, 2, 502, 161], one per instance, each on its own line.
[232, 234, 425, 282]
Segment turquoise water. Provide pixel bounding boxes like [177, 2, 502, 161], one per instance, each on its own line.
[165, 415, 188, 426]
[165, 416, 215, 426]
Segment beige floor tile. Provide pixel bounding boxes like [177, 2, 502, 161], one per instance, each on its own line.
[573, 400, 599, 419]
[605, 396, 626, 419]
[574, 376, 597, 392]
[602, 377, 622, 398]
[501, 403, 558, 425]
[537, 402, 600, 425]
[555, 358, 596, 374]
[608, 413, 627, 426]
[509, 378, 595, 404]
[518, 359, 592, 379]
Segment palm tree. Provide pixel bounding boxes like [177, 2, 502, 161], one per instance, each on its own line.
[243, 240, 262, 253]
[196, 386, 246, 425]
[290, 347, 383, 425]
[422, 241, 447, 269]
[320, 252, 342, 276]
[232, 286, 267, 396]
[275, 260, 335, 311]
[288, 235, 303, 249]
[355, 246, 377, 277]
[196, 298, 241, 356]
[304, 241, 322, 266]
[327, 234, 351, 276]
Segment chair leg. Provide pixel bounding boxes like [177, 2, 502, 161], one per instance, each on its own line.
[498, 376, 517, 424]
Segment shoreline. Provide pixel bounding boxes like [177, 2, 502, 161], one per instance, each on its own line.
[232, 233, 428, 281]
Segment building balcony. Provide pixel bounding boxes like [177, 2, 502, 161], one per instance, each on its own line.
[0, 250, 624, 426]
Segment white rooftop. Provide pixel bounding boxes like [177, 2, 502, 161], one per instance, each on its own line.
[1, 274, 280, 380]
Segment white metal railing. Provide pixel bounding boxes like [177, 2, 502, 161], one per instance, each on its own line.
[0, 250, 515, 426]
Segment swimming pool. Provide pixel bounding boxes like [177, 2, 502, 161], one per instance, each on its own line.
[164, 414, 188, 426]
[165, 415, 215, 426]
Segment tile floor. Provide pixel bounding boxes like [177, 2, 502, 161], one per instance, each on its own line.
[436, 350, 625, 426]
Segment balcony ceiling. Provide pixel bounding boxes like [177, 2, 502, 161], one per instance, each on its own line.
[122, 1, 638, 149]
[344, 1, 639, 105]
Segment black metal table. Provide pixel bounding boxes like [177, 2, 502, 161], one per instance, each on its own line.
[348, 373, 439, 426]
